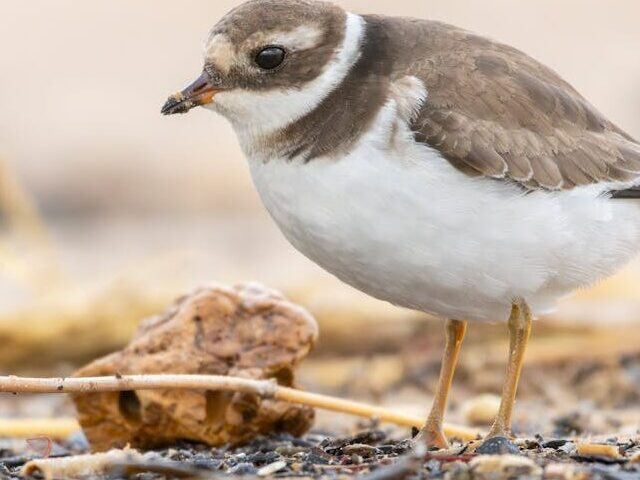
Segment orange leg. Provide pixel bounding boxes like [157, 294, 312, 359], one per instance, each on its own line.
[417, 319, 467, 449]
[486, 299, 532, 439]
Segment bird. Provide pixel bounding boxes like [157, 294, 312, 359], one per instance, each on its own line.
[162, 0, 640, 449]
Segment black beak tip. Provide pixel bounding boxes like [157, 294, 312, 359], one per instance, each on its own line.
[161, 95, 190, 116]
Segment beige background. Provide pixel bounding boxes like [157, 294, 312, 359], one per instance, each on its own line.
[1, 1, 640, 320]
[1, 0, 639, 215]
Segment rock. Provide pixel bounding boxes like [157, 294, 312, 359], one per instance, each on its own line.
[542, 439, 570, 449]
[342, 444, 381, 458]
[227, 462, 258, 475]
[559, 442, 578, 455]
[72, 283, 318, 451]
[257, 460, 287, 476]
[476, 437, 520, 455]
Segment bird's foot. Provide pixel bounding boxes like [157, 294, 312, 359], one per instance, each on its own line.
[413, 426, 450, 451]
[486, 423, 513, 440]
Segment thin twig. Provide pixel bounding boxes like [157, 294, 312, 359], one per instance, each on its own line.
[0, 375, 479, 441]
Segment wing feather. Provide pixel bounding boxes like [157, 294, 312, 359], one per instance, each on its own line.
[397, 19, 640, 192]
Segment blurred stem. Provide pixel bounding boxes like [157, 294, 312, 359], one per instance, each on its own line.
[0, 156, 65, 290]
[0, 418, 80, 439]
[0, 240, 33, 286]
[0, 374, 480, 442]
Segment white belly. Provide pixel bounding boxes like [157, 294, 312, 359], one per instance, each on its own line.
[247, 128, 640, 324]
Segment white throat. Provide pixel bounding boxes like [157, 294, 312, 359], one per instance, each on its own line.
[211, 12, 366, 152]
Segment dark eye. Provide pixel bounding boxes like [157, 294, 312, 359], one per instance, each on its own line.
[255, 47, 286, 70]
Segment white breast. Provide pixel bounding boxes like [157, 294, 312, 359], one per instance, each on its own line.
[247, 102, 640, 323]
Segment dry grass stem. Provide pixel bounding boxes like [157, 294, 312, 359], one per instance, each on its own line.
[0, 374, 479, 441]
[0, 156, 65, 289]
[576, 442, 622, 459]
[0, 157, 52, 249]
[21, 448, 146, 479]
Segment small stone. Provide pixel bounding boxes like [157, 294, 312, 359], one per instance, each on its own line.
[476, 437, 520, 455]
[247, 451, 280, 465]
[343, 444, 380, 458]
[559, 442, 577, 455]
[462, 394, 501, 426]
[275, 446, 307, 456]
[521, 438, 541, 450]
[542, 439, 570, 449]
[305, 448, 332, 465]
[191, 458, 222, 470]
[257, 460, 287, 476]
[227, 462, 258, 475]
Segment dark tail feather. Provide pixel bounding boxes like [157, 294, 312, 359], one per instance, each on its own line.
[610, 187, 640, 199]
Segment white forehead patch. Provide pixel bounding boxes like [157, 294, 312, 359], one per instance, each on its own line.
[204, 34, 235, 73]
[249, 24, 324, 51]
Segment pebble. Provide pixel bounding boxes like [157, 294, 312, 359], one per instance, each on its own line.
[476, 437, 520, 455]
[257, 460, 287, 476]
[559, 442, 577, 455]
[342, 444, 381, 458]
[226, 462, 258, 475]
[542, 439, 570, 449]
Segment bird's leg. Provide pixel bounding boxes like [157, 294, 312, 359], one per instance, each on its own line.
[417, 319, 467, 450]
[486, 299, 532, 439]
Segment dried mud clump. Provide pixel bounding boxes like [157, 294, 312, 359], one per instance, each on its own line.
[72, 283, 318, 451]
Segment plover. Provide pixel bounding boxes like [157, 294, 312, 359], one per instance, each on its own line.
[162, 0, 640, 448]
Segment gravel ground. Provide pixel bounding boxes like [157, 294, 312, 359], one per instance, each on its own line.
[2, 427, 639, 480]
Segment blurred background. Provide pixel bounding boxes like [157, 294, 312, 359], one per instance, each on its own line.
[1, 0, 640, 438]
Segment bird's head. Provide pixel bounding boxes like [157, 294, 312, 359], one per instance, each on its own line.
[162, 0, 364, 137]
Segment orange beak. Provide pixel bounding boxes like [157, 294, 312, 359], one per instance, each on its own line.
[161, 71, 219, 115]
